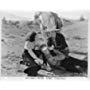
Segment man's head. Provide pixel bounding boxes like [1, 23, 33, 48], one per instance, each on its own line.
[34, 12, 63, 32]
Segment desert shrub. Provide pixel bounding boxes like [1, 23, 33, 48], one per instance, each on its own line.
[27, 21, 34, 26]
[72, 36, 85, 40]
[12, 21, 19, 26]
[80, 16, 85, 21]
[2, 17, 7, 25]
[8, 35, 16, 39]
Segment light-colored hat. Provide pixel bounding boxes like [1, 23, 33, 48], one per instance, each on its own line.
[34, 12, 63, 32]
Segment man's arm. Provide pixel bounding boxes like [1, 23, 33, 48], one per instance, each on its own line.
[56, 32, 69, 57]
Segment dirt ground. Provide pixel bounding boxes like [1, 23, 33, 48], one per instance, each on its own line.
[1, 19, 88, 77]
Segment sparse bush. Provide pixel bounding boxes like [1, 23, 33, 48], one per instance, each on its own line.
[80, 16, 85, 21]
[2, 17, 7, 24]
[27, 21, 34, 26]
[9, 35, 16, 39]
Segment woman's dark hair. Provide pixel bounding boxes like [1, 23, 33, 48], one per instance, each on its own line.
[30, 32, 37, 42]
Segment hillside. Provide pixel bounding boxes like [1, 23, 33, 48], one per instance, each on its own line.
[62, 20, 88, 59]
[1, 18, 88, 77]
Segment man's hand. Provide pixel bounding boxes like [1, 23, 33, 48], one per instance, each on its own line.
[48, 45, 54, 50]
[35, 58, 43, 65]
[41, 63, 52, 71]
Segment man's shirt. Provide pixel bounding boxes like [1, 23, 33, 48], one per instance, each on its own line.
[47, 32, 69, 56]
[25, 31, 47, 50]
[25, 31, 36, 50]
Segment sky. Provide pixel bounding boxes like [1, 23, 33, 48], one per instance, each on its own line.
[0, 10, 90, 20]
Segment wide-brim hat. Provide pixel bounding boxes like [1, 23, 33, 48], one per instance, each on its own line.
[34, 11, 63, 33]
[42, 28, 61, 33]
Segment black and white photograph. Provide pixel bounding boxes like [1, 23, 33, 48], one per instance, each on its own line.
[0, 11, 88, 77]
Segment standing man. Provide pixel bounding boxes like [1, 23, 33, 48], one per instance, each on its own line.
[34, 12, 69, 69]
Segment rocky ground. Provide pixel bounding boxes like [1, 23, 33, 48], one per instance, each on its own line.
[1, 19, 88, 77]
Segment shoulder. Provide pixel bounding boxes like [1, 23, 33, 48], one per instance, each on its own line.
[25, 31, 37, 42]
[56, 32, 65, 39]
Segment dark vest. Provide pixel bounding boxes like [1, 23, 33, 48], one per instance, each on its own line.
[47, 32, 68, 51]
